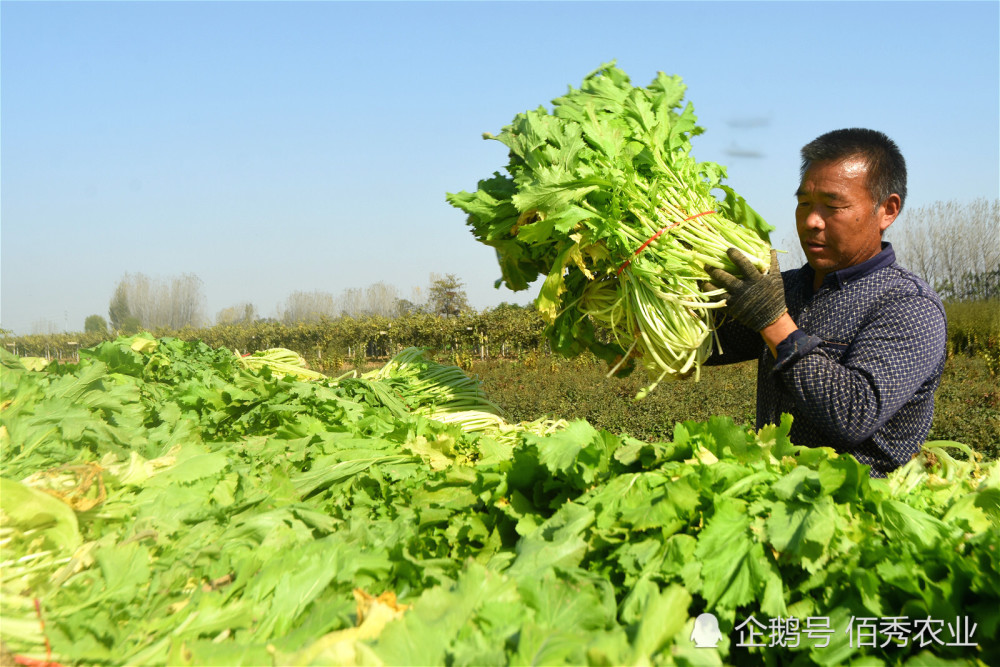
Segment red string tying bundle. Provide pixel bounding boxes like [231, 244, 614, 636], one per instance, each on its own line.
[616, 210, 715, 275]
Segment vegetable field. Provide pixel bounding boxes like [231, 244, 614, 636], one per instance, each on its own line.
[1, 335, 997, 666]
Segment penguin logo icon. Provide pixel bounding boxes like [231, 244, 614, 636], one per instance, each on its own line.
[690, 612, 723, 648]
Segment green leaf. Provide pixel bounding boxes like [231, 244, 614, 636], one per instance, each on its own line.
[508, 501, 594, 577]
[532, 419, 607, 477]
[695, 498, 779, 618]
[765, 497, 837, 573]
[771, 466, 825, 501]
[94, 542, 152, 604]
[0, 477, 82, 552]
[147, 450, 229, 486]
[880, 499, 959, 551]
[372, 562, 519, 666]
[755, 412, 795, 460]
[629, 583, 692, 661]
[513, 569, 617, 665]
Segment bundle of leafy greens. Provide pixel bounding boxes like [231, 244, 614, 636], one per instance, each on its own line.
[235, 347, 328, 381]
[2, 336, 997, 666]
[447, 62, 774, 396]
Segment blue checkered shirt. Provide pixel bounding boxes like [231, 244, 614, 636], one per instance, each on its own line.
[708, 243, 948, 477]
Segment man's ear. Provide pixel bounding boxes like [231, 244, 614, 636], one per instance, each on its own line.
[879, 193, 902, 233]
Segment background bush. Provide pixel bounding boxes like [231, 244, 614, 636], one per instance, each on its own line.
[2, 307, 548, 371]
[944, 300, 1000, 375]
[474, 353, 999, 463]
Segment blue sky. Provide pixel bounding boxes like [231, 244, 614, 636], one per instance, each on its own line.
[2, 0, 998, 335]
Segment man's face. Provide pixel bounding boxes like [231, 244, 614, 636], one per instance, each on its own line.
[795, 156, 899, 286]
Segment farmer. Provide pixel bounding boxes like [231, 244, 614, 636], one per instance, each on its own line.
[704, 128, 947, 477]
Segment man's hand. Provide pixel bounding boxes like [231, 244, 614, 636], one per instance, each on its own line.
[706, 248, 787, 332]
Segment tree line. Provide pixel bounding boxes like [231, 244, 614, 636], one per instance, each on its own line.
[85, 273, 476, 336]
[888, 198, 999, 301]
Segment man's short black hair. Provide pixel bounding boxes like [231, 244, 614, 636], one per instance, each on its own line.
[800, 128, 907, 212]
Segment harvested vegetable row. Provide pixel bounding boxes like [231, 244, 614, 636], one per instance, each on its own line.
[447, 62, 774, 396]
[1, 336, 998, 665]
[236, 347, 327, 381]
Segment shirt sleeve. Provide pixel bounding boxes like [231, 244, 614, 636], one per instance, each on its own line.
[772, 293, 947, 452]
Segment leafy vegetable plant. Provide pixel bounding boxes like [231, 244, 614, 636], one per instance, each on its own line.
[447, 62, 774, 395]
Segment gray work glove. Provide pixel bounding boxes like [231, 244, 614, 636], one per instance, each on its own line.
[706, 248, 787, 332]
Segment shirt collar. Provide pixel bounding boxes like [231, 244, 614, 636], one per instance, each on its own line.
[798, 242, 896, 291]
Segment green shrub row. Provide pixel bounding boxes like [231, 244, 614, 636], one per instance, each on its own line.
[944, 300, 1000, 374]
[474, 353, 1000, 463]
[5, 301, 997, 376]
[2, 307, 548, 371]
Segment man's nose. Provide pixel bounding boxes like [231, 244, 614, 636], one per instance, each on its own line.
[803, 210, 825, 230]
